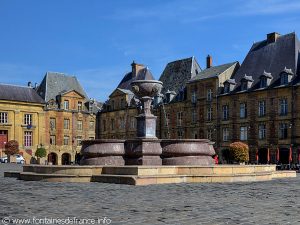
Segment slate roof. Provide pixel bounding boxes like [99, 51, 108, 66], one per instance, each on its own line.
[190, 62, 238, 82]
[232, 32, 300, 90]
[159, 57, 201, 95]
[37, 72, 89, 102]
[117, 67, 155, 90]
[0, 83, 45, 104]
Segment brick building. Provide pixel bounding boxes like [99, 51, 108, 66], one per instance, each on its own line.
[37, 72, 100, 165]
[96, 31, 300, 165]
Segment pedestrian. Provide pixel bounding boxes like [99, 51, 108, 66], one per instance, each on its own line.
[213, 154, 219, 165]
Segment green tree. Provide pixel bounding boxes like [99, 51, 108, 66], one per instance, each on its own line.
[35, 147, 47, 158]
[229, 142, 249, 163]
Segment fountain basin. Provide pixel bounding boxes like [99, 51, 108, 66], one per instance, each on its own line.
[131, 80, 163, 98]
[161, 139, 215, 166]
[80, 139, 125, 166]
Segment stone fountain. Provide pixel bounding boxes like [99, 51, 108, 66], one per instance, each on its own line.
[6, 77, 291, 185]
[80, 77, 215, 166]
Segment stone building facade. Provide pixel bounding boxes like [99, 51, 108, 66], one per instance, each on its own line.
[96, 31, 300, 165]
[0, 84, 45, 163]
[37, 72, 99, 165]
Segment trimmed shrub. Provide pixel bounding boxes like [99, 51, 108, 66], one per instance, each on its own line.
[4, 140, 19, 156]
[229, 142, 249, 163]
[35, 147, 47, 158]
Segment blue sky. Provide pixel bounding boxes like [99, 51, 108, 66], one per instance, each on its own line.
[0, 0, 300, 102]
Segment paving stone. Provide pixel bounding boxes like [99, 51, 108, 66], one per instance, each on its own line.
[1, 164, 300, 225]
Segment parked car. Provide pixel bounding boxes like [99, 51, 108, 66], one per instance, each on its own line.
[0, 154, 25, 164]
[0, 156, 7, 163]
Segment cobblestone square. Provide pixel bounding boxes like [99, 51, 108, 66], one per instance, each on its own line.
[1, 164, 299, 225]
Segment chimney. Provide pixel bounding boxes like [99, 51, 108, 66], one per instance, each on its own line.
[131, 60, 145, 77]
[206, 55, 212, 69]
[267, 32, 280, 43]
[27, 81, 32, 87]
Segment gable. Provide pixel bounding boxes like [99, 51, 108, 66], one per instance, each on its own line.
[61, 90, 85, 99]
[109, 89, 128, 98]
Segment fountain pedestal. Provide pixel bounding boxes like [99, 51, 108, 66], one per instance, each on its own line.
[125, 82, 163, 165]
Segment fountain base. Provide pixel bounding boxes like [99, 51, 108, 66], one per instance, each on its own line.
[125, 139, 162, 165]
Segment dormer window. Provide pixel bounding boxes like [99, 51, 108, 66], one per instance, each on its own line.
[241, 81, 248, 91]
[64, 100, 69, 110]
[223, 79, 236, 94]
[260, 77, 267, 88]
[259, 71, 273, 88]
[241, 75, 254, 91]
[280, 67, 293, 85]
[224, 83, 230, 93]
[280, 73, 288, 85]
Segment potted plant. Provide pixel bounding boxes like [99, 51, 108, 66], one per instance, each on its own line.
[4, 140, 19, 163]
[229, 142, 249, 164]
[35, 146, 47, 165]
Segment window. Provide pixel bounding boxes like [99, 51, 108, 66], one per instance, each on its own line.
[279, 99, 288, 116]
[50, 135, 56, 145]
[24, 131, 33, 147]
[164, 114, 170, 127]
[64, 100, 69, 110]
[89, 121, 94, 130]
[50, 118, 56, 129]
[77, 136, 82, 146]
[191, 109, 197, 123]
[0, 112, 8, 124]
[258, 124, 266, 140]
[240, 103, 247, 119]
[207, 129, 213, 140]
[224, 84, 230, 93]
[258, 100, 266, 117]
[78, 101, 82, 111]
[177, 112, 183, 126]
[279, 123, 288, 139]
[223, 128, 229, 141]
[102, 120, 106, 132]
[130, 117, 136, 129]
[207, 107, 213, 121]
[260, 77, 267, 88]
[280, 73, 288, 85]
[191, 90, 197, 103]
[24, 114, 32, 125]
[119, 117, 125, 129]
[64, 119, 70, 129]
[241, 81, 248, 91]
[77, 120, 83, 130]
[111, 119, 115, 130]
[207, 89, 213, 101]
[222, 105, 229, 120]
[177, 130, 183, 139]
[120, 99, 125, 108]
[111, 100, 115, 110]
[240, 126, 248, 141]
[63, 136, 69, 145]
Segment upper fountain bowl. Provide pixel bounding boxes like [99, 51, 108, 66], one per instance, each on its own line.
[131, 80, 163, 98]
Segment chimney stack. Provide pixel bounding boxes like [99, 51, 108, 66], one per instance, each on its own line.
[267, 32, 280, 43]
[131, 60, 145, 77]
[206, 55, 212, 69]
